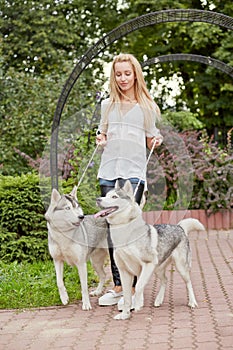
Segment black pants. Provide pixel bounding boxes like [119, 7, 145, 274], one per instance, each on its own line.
[100, 179, 145, 287]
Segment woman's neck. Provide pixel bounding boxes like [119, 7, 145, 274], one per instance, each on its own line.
[120, 94, 137, 104]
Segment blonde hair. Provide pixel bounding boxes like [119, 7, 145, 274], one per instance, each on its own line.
[103, 53, 161, 131]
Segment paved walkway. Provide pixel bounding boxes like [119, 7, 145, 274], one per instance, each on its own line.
[0, 229, 233, 350]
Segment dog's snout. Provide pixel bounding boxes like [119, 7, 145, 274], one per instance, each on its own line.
[78, 214, 85, 220]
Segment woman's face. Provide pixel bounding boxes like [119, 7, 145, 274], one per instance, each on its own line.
[114, 61, 136, 95]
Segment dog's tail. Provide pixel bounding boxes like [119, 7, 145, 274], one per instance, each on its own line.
[178, 218, 205, 235]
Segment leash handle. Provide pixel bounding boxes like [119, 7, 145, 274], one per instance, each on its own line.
[133, 138, 157, 197]
[77, 144, 99, 189]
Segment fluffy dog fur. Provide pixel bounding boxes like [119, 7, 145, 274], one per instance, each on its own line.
[45, 187, 108, 310]
[96, 180, 205, 320]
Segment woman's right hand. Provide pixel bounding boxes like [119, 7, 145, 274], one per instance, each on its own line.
[96, 133, 107, 147]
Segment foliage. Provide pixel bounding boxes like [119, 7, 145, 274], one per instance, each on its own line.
[0, 1, 232, 266]
[0, 173, 49, 262]
[0, 260, 99, 309]
[187, 131, 233, 211]
[64, 129, 101, 214]
[0, 0, 120, 175]
[0, 172, 99, 263]
[114, 0, 233, 143]
[0, 127, 232, 264]
[162, 111, 205, 131]
[1, 0, 233, 175]
[146, 128, 233, 212]
[0, 0, 120, 75]
[65, 125, 233, 213]
[0, 69, 59, 175]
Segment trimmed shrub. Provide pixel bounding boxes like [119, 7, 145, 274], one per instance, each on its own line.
[0, 172, 98, 263]
[0, 174, 49, 262]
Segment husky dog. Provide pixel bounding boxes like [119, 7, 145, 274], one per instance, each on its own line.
[45, 187, 108, 310]
[95, 180, 205, 320]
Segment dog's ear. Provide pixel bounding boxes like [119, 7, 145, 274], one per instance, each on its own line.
[123, 180, 134, 196]
[51, 188, 61, 204]
[115, 180, 121, 191]
[70, 185, 78, 201]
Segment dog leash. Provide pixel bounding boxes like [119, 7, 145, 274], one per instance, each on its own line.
[77, 144, 99, 189]
[77, 136, 157, 194]
[133, 138, 157, 197]
[76, 91, 109, 189]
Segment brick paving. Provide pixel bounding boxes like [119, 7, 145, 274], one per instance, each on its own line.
[0, 229, 232, 350]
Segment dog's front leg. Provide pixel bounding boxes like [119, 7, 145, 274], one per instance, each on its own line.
[134, 263, 155, 312]
[76, 262, 92, 310]
[54, 259, 69, 305]
[114, 271, 133, 320]
[89, 248, 107, 296]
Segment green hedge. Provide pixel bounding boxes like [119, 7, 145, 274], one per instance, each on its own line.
[0, 173, 99, 263]
[0, 174, 50, 263]
[1, 130, 232, 264]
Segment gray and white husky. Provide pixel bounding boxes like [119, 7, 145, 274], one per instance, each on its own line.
[45, 187, 108, 310]
[95, 180, 205, 320]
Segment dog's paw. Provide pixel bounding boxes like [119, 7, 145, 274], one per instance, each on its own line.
[134, 295, 144, 312]
[134, 299, 143, 312]
[134, 304, 143, 312]
[60, 293, 69, 305]
[188, 300, 198, 308]
[89, 289, 102, 297]
[154, 300, 162, 307]
[154, 296, 163, 307]
[114, 312, 131, 320]
[82, 302, 92, 310]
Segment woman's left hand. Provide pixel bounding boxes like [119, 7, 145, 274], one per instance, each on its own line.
[147, 136, 163, 150]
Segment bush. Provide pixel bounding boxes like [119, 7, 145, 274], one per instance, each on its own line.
[186, 131, 233, 211]
[66, 127, 232, 213]
[1, 129, 232, 263]
[0, 173, 49, 262]
[64, 129, 101, 214]
[0, 172, 99, 263]
[146, 129, 233, 212]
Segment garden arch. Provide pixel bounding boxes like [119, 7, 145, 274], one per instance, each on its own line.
[50, 9, 233, 189]
[141, 54, 233, 77]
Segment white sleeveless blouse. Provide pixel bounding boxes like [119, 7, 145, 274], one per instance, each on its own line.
[97, 98, 161, 182]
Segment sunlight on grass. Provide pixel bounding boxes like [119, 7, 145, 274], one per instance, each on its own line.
[0, 260, 98, 309]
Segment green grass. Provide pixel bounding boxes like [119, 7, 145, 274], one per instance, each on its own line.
[0, 260, 99, 309]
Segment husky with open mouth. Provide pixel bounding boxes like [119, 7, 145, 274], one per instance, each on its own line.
[95, 180, 205, 320]
[45, 186, 108, 310]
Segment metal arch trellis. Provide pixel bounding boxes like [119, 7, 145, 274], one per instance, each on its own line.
[141, 54, 233, 78]
[50, 9, 233, 189]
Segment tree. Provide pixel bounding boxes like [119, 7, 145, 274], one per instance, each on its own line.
[0, 0, 121, 174]
[113, 0, 233, 143]
[0, 0, 121, 75]
[0, 0, 232, 175]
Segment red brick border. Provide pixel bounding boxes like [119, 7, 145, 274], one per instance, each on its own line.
[142, 209, 233, 229]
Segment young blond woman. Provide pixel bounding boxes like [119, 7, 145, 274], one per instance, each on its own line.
[96, 53, 163, 307]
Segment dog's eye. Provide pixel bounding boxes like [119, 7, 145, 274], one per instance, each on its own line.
[112, 195, 118, 199]
[65, 206, 71, 210]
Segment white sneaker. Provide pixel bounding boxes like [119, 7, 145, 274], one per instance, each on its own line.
[117, 294, 135, 311]
[98, 290, 123, 306]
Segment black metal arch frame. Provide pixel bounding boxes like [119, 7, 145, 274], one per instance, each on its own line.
[142, 54, 233, 78]
[50, 9, 233, 189]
